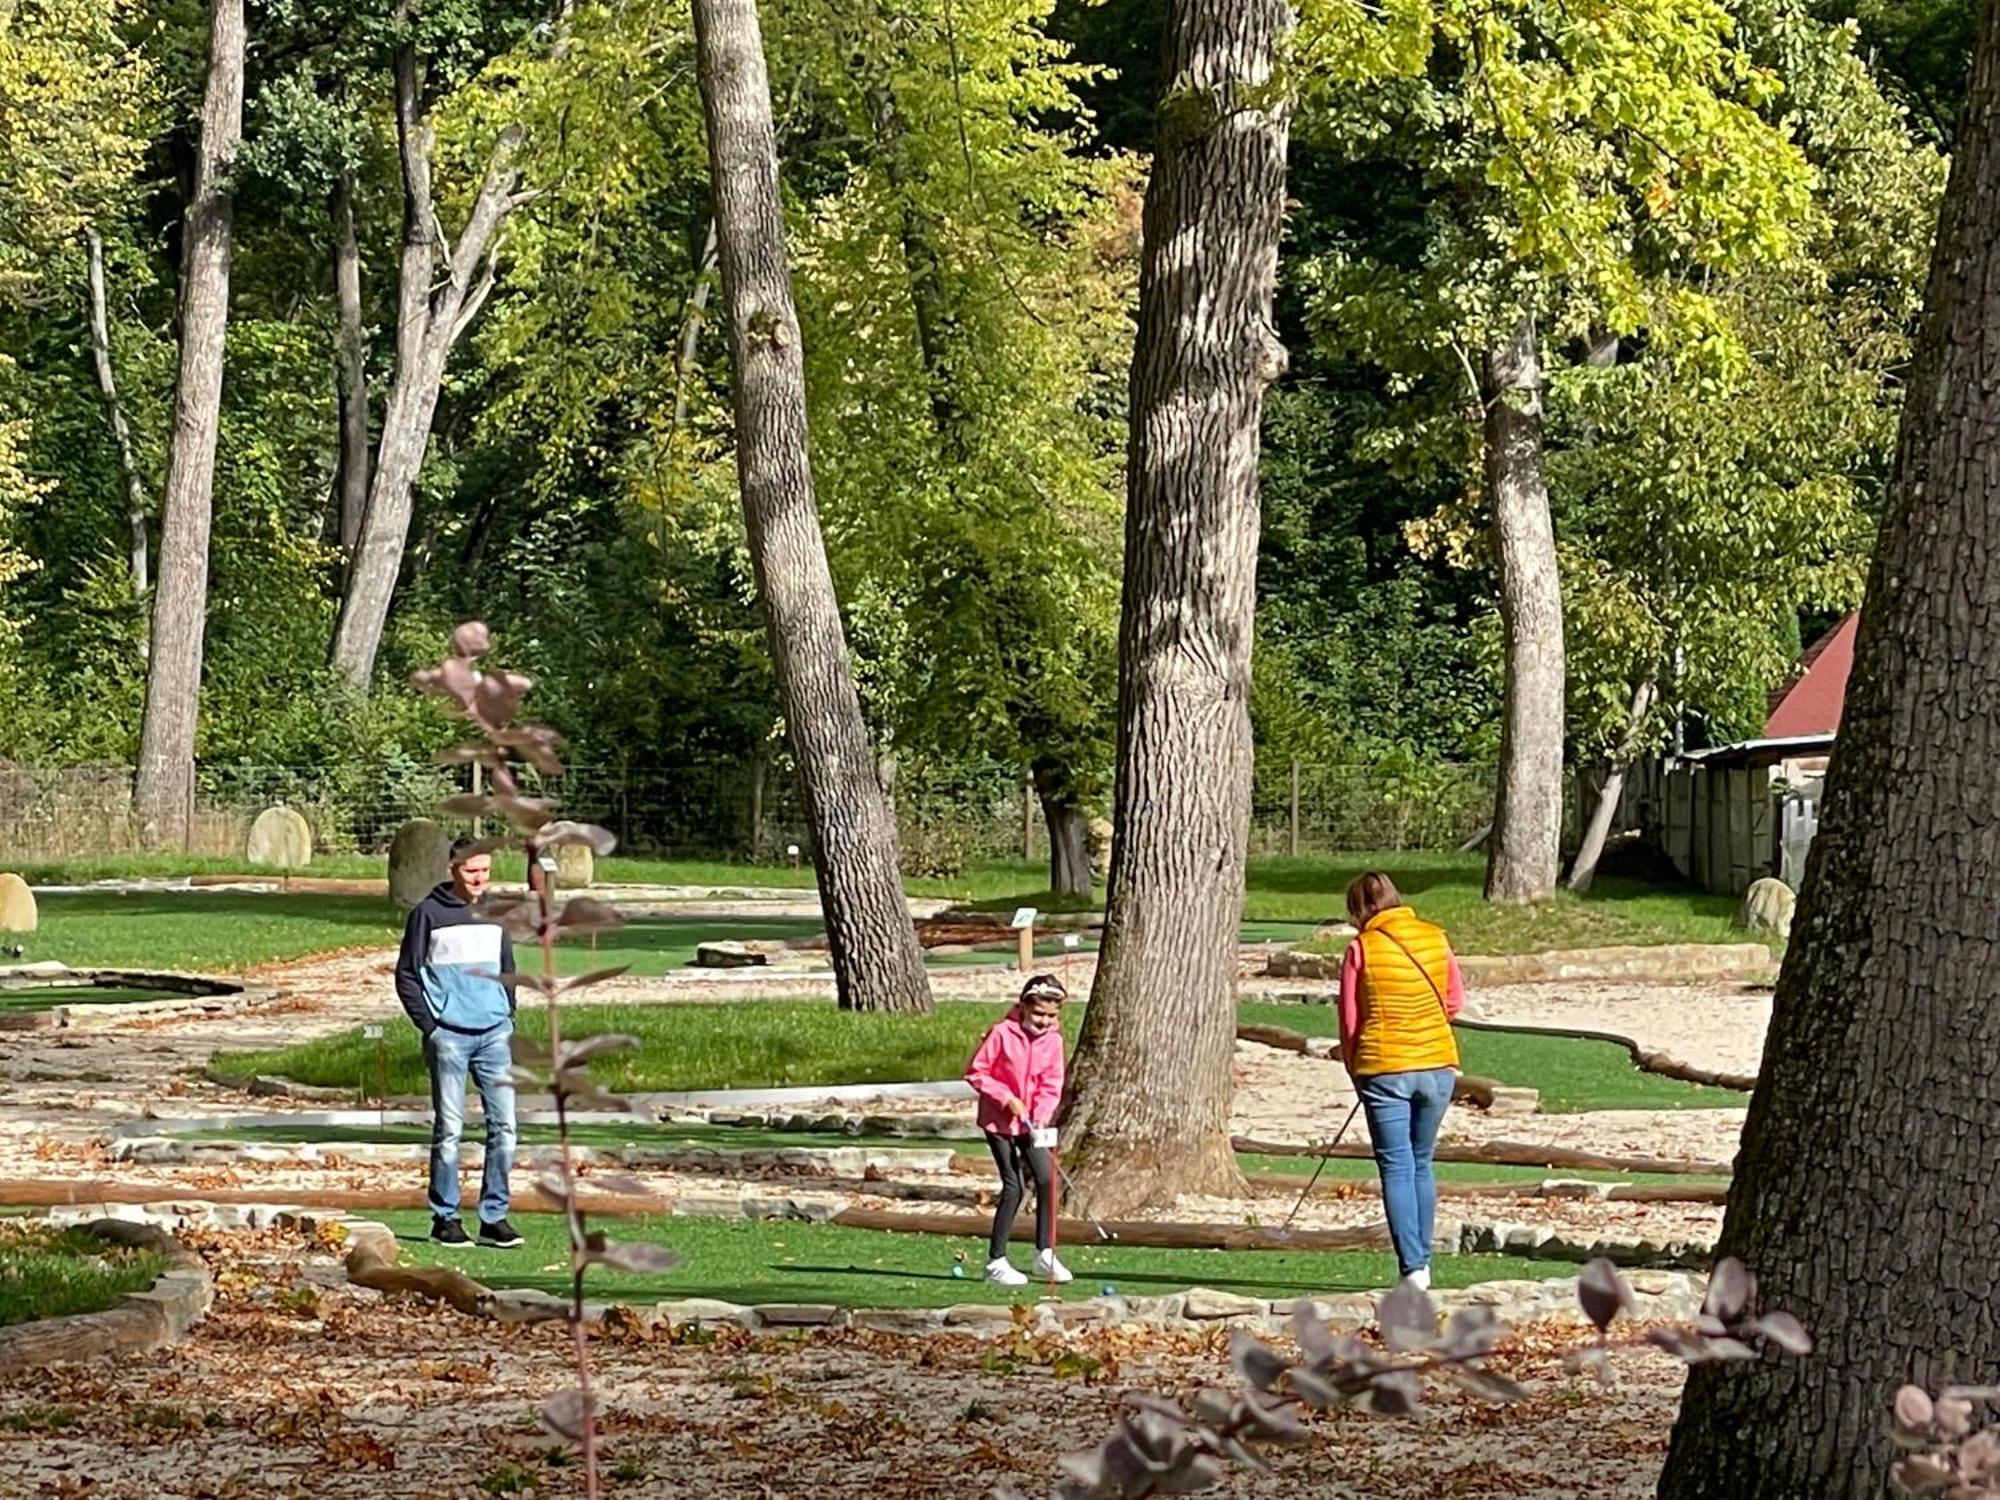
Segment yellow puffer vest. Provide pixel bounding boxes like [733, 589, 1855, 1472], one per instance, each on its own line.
[1350, 906, 1459, 1077]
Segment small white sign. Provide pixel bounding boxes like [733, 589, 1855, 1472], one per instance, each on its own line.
[536, 853, 558, 872]
[1062, 933, 1081, 950]
[362, 1023, 383, 1040]
[1009, 906, 1038, 930]
[1030, 1126, 1058, 1149]
[786, 843, 800, 857]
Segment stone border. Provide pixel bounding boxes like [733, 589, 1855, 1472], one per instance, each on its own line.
[0, 1220, 212, 1372]
[1266, 941, 1775, 986]
[0, 962, 275, 1027]
[25, 1202, 1701, 1341]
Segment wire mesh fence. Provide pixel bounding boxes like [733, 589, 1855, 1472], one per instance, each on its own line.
[0, 758, 1493, 867]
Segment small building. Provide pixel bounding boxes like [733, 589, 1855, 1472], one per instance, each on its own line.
[1590, 615, 1855, 896]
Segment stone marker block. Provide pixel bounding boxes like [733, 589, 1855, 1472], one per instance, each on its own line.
[0, 873, 36, 933]
[245, 806, 312, 868]
[389, 818, 451, 910]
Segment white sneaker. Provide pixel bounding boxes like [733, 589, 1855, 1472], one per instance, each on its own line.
[1031, 1249, 1073, 1284]
[985, 1257, 1028, 1286]
[1401, 1265, 1432, 1291]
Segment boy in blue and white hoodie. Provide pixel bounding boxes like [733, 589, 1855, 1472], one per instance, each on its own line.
[395, 837, 521, 1248]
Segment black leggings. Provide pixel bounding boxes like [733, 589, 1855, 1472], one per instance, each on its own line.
[985, 1131, 1054, 1260]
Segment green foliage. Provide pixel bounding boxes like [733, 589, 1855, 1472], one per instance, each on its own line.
[0, 1224, 169, 1328]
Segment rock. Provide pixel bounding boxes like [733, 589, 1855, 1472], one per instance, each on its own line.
[1272, 1294, 1378, 1329]
[1740, 877, 1795, 940]
[851, 1308, 948, 1335]
[245, 806, 312, 868]
[942, 1304, 1020, 1330]
[1086, 816, 1114, 880]
[389, 819, 452, 910]
[554, 842, 595, 889]
[1182, 1287, 1267, 1320]
[0, 874, 36, 933]
[653, 1298, 754, 1328]
[1485, 1085, 1540, 1118]
[693, 941, 766, 968]
[752, 1303, 845, 1327]
[1310, 922, 1355, 945]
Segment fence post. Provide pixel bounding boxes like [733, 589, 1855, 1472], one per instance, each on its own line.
[751, 756, 765, 861]
[1021, 775, 1033, 862]
[1289, 758, 1301, 859]
[470, 760, 484, 840]
[183, 760, 196, 854]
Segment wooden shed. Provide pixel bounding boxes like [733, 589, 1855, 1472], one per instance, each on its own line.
[1591, 734, 1834, 897]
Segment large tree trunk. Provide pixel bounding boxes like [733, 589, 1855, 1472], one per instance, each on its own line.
[1658, 5, 2000, 1493]
[1481, 314, 1565, 905]
[1055, 0, 1290, 1215]
[83, 227, 150, 609]
[691, 0, 932, 1015]
[1566, 677, 1654, 894]
[331, 169, 370, 565]
[131, 0, 245, 849]
[327, 43, 520, 690]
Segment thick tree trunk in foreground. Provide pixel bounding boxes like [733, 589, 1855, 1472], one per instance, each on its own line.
[331, 170, 370, 565]
[692, 0, 932, 1014]
[1057, 0, 1290, 1214]
[327, 43, 520, 689]
[132, 0, 244, 849]
[1567, 678, 1655, 894]
[1659, 6, 2000, 1493]
[84, 227, 149, 606]
[1481, 314, 1565, 904]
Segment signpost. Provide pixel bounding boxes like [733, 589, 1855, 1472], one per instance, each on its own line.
[1010, 906, 1038, 971]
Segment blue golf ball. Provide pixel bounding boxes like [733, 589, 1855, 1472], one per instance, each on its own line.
[1100, 1283, 1117, 1298]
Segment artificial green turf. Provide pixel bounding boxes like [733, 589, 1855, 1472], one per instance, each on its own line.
[1234, 1002, 1743, 1112]
[369, 1209, 1577, 1307]
[29, 891, 403, 972]
[0, 1225, 169, 1327]
[215, 998, 1745, 1113]
[187, 1121, 1723, 1186]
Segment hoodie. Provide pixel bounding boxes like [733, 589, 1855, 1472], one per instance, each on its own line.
[394, 881, 516, 1036]
[964, 1006, 1066, 1136]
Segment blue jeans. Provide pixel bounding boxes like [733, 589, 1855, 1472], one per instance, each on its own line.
[1356, 1067, 1456, 1276]
[425, 1024, 517, 1224]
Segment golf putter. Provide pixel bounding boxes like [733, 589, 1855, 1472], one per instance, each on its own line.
[1281, 1100, 1363, 1231]
[1045, 1139, 1115, 1242]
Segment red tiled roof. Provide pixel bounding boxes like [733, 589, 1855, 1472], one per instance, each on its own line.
[1766, 613, 1858, 739]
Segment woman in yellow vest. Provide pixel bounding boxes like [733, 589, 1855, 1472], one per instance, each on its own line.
[1337, 871, 1466, 1289]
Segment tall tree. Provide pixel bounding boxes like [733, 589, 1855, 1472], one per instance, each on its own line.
[691, 0, 933, 1014]
[1057, 0, 1291, 1213]
[326, 20, 526, 689]
[1657, 0, 2000, 1491]
[132, 0, 246, 847]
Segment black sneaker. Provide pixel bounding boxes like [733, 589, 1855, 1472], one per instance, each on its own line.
[431, 1216, 471, 1246]
[478, 1217, 524, 1249]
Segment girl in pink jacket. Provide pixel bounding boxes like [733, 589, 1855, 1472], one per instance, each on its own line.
[964, 973, 1070, 1286]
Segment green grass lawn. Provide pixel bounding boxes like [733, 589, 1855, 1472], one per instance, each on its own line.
[0, 984, 189, 1013]
[216, 998, 1746, 1112]
[369, 1209, 1573, 1308]
[190, 1120, 1723, 1186]
[0, 1224, 169, 1327]
[28, 891, 403, 972]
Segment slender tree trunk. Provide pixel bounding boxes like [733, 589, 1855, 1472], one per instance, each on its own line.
[1566, 678, 1654, 894]
[669, 219, 720, 437]
[131, 0, 244, 849]
[1659, 4, 2000, 1492]
[692, 0, 932, 1014]
[83, 227, 150, 609]
[327, 41, 521, 689]
[332, 169, 370, 566]
[1033, 760, 1092, 899]
[1481, 314, 1565, 904]
[1056, 0, 1290, 1215]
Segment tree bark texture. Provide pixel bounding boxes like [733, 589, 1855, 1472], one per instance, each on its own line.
[131, 0, 244, 849]
[1566, 678, 1655, 894]
[331, 169, 370, 564]
[327, 45, 520, 689]
[1659, 4, 2000, 1492]
[84, 227, 149, 604]
[1056, 0, 1291, 1215]
[1481, 315, 1565, 905]
[692, 0, 932, 1015]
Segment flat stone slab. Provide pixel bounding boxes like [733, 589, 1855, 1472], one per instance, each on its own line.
[654, 1298, 756, 1328]
[752, 1303, 846, 1327]
[1183, 1287, 1266, 1320]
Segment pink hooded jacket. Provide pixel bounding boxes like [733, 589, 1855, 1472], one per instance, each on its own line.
[964, 1007, 1066, 1136]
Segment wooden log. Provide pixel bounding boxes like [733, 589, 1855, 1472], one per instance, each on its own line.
[344, 1238, 495, 1316]
[1231, 1136, 1731, 1177]
[827, 1204, 1387, 1251]
[1233, 1023, 1524, 1111]
[1240, 1172, 1730, 1205]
